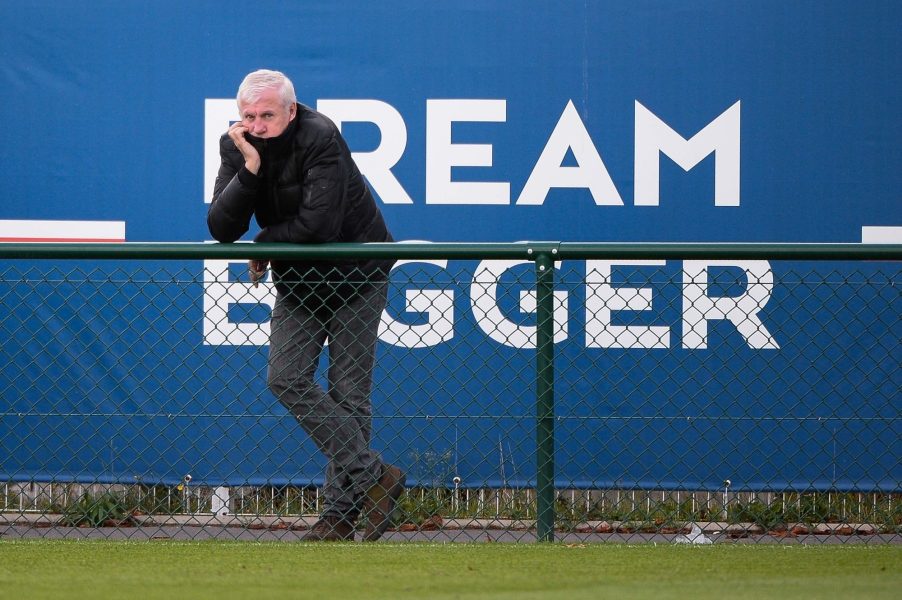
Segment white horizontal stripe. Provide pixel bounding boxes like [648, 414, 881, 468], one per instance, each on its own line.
[861, 226, 902, 244]
[0, 220, 125, 241]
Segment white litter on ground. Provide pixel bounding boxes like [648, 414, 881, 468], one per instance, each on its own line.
[674, 522, 713, 544]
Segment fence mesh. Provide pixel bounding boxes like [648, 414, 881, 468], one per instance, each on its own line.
[0, 247, 899, 543]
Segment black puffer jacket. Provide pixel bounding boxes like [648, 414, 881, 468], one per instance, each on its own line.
[208, 103, 394, 297]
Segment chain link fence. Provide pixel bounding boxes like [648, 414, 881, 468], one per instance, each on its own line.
[0, 242, 899, 543]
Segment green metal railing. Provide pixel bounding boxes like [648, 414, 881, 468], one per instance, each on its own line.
[1, 242, 899, 542]
[3, 241, 898, 260]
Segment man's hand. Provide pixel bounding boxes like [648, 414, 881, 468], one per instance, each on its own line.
[228, 122, 261, 175]
[248, 259, 269, 288]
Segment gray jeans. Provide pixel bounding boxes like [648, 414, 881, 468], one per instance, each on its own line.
[266, 280, 387, 520]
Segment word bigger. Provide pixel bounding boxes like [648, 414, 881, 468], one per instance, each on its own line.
[202, 258, 780, 350]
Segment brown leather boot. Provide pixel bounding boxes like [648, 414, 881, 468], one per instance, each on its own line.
[301, 515, 356, 541]
[360, 464, 406, 541]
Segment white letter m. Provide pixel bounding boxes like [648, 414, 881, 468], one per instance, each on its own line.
[634, 100, 740, 207]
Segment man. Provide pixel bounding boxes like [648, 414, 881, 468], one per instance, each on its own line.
[208, 69, 404, 541]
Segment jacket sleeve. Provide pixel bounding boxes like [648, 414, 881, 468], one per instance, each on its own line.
[253, 131, 345, 244]
[207, 135, 258, 243]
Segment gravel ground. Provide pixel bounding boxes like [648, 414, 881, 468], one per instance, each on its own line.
[1, 520, 898, 545]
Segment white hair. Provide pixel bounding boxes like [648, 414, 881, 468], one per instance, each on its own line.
[236, 69, 297, 109]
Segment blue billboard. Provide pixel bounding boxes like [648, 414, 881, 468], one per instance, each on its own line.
[0, 1, 899, 491]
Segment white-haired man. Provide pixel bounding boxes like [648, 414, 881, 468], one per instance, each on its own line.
[208, 69, 404, 541]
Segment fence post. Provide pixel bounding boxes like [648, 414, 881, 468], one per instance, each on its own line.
[534, 250, 556, 542]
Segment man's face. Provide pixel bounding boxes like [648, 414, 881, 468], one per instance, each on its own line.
[239, 87, 296, 138]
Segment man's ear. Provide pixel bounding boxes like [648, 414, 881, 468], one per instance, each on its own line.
[289, 103, 297, 121]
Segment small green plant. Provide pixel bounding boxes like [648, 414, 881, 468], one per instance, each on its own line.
[878, 503, 902, 534]
[648, 499, 686, 530]
[397, 487, 451, 525]
[729, 500, 785, 530]
[408, 449, 455, 489]
[588, 497, 628, 522]
[554, 495, 578, 531]
[60, 492, 133, 527]
[502, 490, 533, 520]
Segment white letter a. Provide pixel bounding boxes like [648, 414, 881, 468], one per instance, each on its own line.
[517, 100, 623, 206]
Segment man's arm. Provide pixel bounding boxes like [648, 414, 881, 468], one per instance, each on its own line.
[207, 134, 258, 243]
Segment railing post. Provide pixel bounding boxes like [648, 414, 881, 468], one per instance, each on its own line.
[534, 250, 556, 542]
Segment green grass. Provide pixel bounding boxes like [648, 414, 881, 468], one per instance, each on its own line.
[0, 540, 899, 599]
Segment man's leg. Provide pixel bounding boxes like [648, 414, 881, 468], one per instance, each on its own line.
[324, 281, 387, 497]
[326, 279, 405, 540]
[267, 293, 378, 536]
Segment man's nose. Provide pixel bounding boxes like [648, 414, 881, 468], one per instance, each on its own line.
[251, 121, 266, 134]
